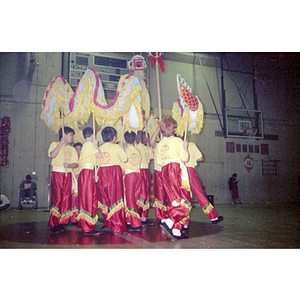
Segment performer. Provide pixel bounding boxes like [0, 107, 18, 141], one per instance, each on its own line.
[77, 128, 102, 235]
[121, 131, 146, 230]
[48, 126, 78, 233]
[185, 141, 223, 225]
[136, 131, 154, 226]
[149, 126, 168, 223]
[70, 142, 82, 225]
[97, 126, 128, 234]
[156, 116, 192, 239]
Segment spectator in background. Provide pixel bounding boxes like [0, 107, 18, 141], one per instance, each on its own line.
[19, 174, 37, 201]
[0, 194, 10, 210]
[229, 173, 242, 204]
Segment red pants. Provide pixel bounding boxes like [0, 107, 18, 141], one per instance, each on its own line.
[124, 172, 145, 227]
[232, 185, 239, 199]
[187, 167, 218, 220]
[140, 168, 151, 218]
[97, 165, 127, 233]
[154, 170, 169, 220]
[49, 171, 72, 227]
[77, 169, 98, 233]
[70, 193, 78, 223]
[161, 163, 192, 231]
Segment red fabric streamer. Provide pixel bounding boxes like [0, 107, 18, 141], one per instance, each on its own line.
[0, 116, 11, 166]
[148, 52, 165, 73]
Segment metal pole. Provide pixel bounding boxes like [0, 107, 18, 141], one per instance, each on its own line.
[252, 53, 260, 133]
[221, 53, 227, 138]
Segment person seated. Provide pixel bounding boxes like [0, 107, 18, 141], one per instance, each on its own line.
[19, 174, 37, 201]
[0, 194, 10, 210]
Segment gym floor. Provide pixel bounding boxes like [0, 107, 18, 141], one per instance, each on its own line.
[1, 202, 299, 249]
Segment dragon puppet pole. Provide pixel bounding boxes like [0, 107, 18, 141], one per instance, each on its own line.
[144, 121, 148, 139]
[184, 107, 192, 198]
[184, 107, 189, 142]
[156, 60, 162, 121]
[60, 108, 67, 177]
[92, 110, 97, 177]
[121, 114, 126, 145]
[92, 110, 95, 140]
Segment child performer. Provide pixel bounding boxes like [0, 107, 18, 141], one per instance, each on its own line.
[77, 128, 102, 235]
[156, 116, 192, 239]
[48, 126, 78, 233]
[185, 141, 223, 225]
[70, 142, 82, 225]
[121, 131, 146, 230]
[97, 126, 128, 234]
[149, 126, 168, 223]
[136, 131, 154, 226]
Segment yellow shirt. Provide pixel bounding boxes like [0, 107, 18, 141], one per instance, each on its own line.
[185, 142, 203, 167]
[156, 136, 188, 166]
[120, 145, 141, 173]
[135, 143, 154, 169]
[73, 152, 82, 176]
[48, 142, 78, 167]
[153, 146, 161, 171]
[81, 141, 99, 166]
[99, 143, 128, 166]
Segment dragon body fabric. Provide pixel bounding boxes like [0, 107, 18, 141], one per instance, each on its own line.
[172, 74, 204, 137]
[41, 67, 150, 143]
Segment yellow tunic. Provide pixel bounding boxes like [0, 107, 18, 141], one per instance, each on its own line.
[185, 142, 203, 168]
[156, 136, 188, 166]
[81, 141, 99, 167]
[156, 136, 190, 191]
[48, 142, 78, 172]
[153, 146, 161, 172]
[135, 143, 154, 169]
[120, 145, 141, 174]
[99, 143, 128, 166]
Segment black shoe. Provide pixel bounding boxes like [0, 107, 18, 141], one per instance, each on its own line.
[50, 225, 61, 233]
[127, 224, 142, 231]
[58, 224, 65, 232]
[83, 230, 102, 236]
[211, 216, 224, 225]
[141, 219, 154, 226]
[159, 222, 186, 240]
[182, 225, 189, 232]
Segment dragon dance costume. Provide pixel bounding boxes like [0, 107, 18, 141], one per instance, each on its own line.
[77, 141, 99, 233]
[97, 143, 128, 234]
[153, 147, 168, 220]
[121, 145, 146, 228]
[156, 136, 192, 232]
[48, 142, 78, 227]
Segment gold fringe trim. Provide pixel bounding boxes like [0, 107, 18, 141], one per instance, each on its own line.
[50, 207, 61, 219]
[77, 212, 99, 225]
[107, 201, 124, 221]
[136, 199, 145, 210]
[177, 200, 192, 213]
[143, 202, 150, 212]
[98, 202, 108, 215]
[179, 215, 190, 226]
[50, 207, 73, 222]
[126, 209, 141, 220]
[154, 200, 169, 212]
[203, 203, 214, 215]
[60, 210, 73, 222]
